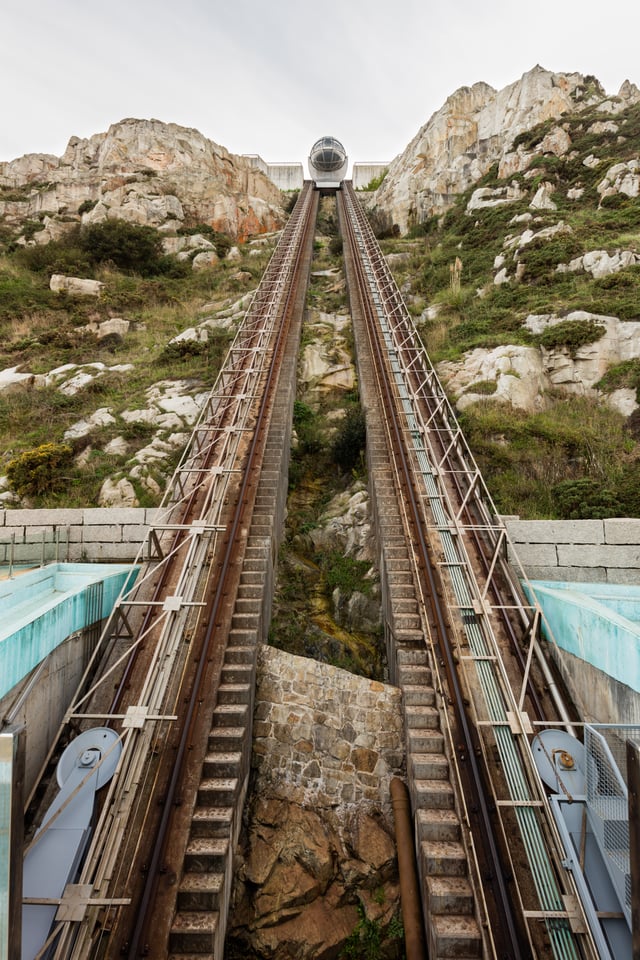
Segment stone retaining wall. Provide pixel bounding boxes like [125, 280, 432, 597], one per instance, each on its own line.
[505, 517, 640, 584]
[253, 646, 405, 810]
[2, 510, 640, 585]
[0, 507, 157, 565]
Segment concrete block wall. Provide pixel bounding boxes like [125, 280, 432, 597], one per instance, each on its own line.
[242, 154, 304, 191]
[352, 163, 389, 190]
[504, 518, 640, 584]
[0, 507, 158, 565]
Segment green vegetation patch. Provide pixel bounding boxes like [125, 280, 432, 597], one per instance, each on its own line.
[535, 318, 606, 354]
[458, 396, 635, 518]
[6, 442, 73, 497]
[597, 358, 640, 402]
[323, 552, 372, 597]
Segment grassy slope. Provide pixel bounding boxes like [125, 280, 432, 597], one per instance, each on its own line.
[0, 233, 273, 506]
[376, 101, 640, 519]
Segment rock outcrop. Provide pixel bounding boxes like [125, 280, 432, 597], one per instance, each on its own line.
[226, 646, 404, 959]
[0, 118, 285, 240]
[437, 311, 640, 415]
[373, 66, 640, 232]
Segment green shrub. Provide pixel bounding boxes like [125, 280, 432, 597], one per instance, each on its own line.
[6, 443, 73, 497]
[284, 191, 300, 214]
[293, 399, 314, 426]
[340, 902, 403, 960]
[519, 235, 583, 274]
[331, 406, 366, 471]
[616, 461, 640, 514]
[466, 379, 497, 395]
[536, 319, 606, 354]
[78, 199, 98, 215]
[22, 220, 46, 241]
[323, 552, 372, 596]
[359, 168, 388, 192]
[552, 477, 623, 519]
[596, 359, 640, 401]
[79, 220, 164, 275]
[14, 232, 93, 276]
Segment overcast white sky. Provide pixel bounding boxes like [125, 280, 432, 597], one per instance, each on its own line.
[2, 0, 640, 174]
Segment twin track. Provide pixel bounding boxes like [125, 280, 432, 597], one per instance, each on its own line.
[24, 183, 598, 960]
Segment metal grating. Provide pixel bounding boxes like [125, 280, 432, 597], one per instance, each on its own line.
[585, 724, 640, 918]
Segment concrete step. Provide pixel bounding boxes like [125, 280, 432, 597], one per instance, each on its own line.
[391, 598, 419, 616]
[394, 630, 425, 645]
[410, 752, 449, 780]
[417, 807, 461, 843]
[208, 727, 245, 751]
[221, 662, 253, 685]
[169, 910, 219, 954]
[177, 872, 224, 911]
[408, 728, 444, 754]
[211, 703, 249, 727]
[169, 955, 215, 960]
[216, 683, 251, 705]
[230, 612, 259, 632]
[240, 570, 264, 585]
[405, 705, 440, 729]
[398, 663, 432, 686]
[427, 875, 474, 916]
[396, 648, 429, 666]
[402, 685, 435, 708]
[394, 619, 423, 634]
[237, 584, 264, 600]
[190, 806, 234, 838]
[225, 630, 256, 660]
[184, 838, 228, 873]
[202, 751, 242, 778]
[250, 524, 272, 538]
[197, 778, 238, 806]
[224, 643, 255, 664]
[414, 779, 455, 810]
[430, 914, 482, 958]
[235, 598, 261, 615]
[385, 546, 411, 560]
[421, 839, 467, 877]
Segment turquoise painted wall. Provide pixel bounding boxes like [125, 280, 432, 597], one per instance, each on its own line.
[525, 580, 640, 694]
[0, 563, 138, 700]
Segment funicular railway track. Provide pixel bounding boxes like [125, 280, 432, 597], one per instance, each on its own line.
[23, 178, 604, 960]
[338, 181, 599, 960]
[25, 184, 318, 960]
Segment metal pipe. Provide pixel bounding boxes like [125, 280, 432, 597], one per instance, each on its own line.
[390, 777, 428, 960]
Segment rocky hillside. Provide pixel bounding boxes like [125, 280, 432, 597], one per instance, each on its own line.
[1, 72, 640, 522]
[372, 66, 640, 519]
[0, 118, 285, 241]
[374, 65, 640, 232]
